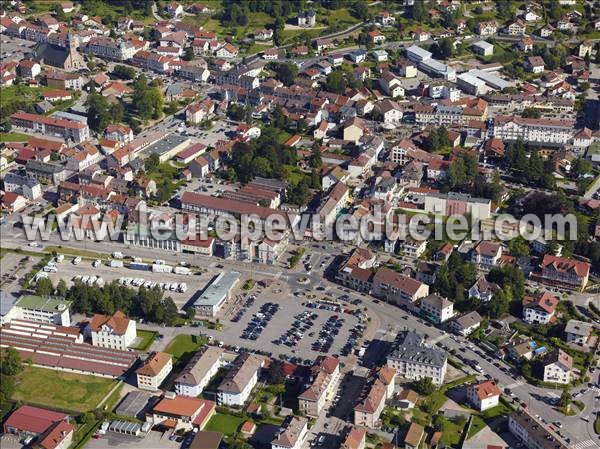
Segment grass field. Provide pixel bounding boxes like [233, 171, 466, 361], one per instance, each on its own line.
[0, 132, 28, 142]
[204, 413, 245, 436]
[13, 367, 116, 413]
[164, 334, 207, 365]
[133, 330, 158, 351]
[43, 245, 110, 260]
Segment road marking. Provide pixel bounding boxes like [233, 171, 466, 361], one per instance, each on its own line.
[504, 381, 525, 389]
[570, 439, 597, 449]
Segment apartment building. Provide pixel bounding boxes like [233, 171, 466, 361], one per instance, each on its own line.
[387, 331, 447, 386]
[11, 111, 90, 143]
[3, 172, 42, 200]
[353, 379, 386, 428]
[136, 352, 173, 391]
[271, 416, 308, 449]
[522, 292, 558, 324]
[86, 37, 137, 60]
[537, 255, 591, 291]
[175, 347, 225, 397]
[217, 353, 264, 406]
[542, 349, 572, 384]
[298, 356, 340, 417]
[371, 268, 429, 306]
[508, 409, 569, 449]
[450, 311, 483, 337]
[87, 310, 136, 350]
[340, 427, 366, 449]
[466, 380, 501, 411]
[419, 294, 454, 324]
[492, 115, 574, 146]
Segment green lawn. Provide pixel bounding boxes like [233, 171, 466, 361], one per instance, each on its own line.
[204, 413, 245, 436]
[133, 330, 158, 351]
[0, 132, 28, 142]
[595, 415, 600, 435]
[164, 334, 207, 365]
[13, 367, 116, 413]
[439, 417, 467, 446]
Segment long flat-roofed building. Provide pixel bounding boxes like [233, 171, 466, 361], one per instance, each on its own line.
[10, 111, 90, 143]
[492, 115, 574, 146]
[0, 319, 137, 378]
[193, 272, 240, 317]
[13, 295, 71, 326]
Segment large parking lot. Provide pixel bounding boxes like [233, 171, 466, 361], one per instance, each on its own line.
[44, 258, 216, 309]
[213, 285, 366, 362]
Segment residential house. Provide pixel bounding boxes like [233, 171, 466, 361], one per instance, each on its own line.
[467, 380, 501, 411]
[419, 294, 454, 324]
[387, 331, 447, 386]
[564, 319, 593, 346]
[86, 310, 136, 350]
[136, 352, 173, 391]
[175, 347, 226, 397]
[149, 395, 215, 432]
[216, 353, 264, 406]
[271, 416, 308, 449]
[537, 255, 591, 291]
[522, 292, 558, 324]
[542, 349, 572, 384]
[450, 311, 483, 337]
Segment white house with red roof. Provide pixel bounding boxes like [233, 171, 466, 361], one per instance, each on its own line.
[467, 380, 501, 411]
[522, 292, 558, 324]
[542, 349, 572, 384]
[105, 124, 134, 143]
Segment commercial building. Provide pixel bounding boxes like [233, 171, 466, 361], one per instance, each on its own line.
[387, 330, 447, 386]
[175, 346, 226, 397]
[13, 295, 71, 326]
[141, 134, 192, 163]
[508, 409, 569, 449]
[136, 352, 173, 391]
[466, 380, 501, 411]
[271, 416, 308, 449]
[492, 115, 574, 147]
[11, 111, 90, 143]
[0, 319, 137, 378]
[424, 192, 491, 220]
[472, 40, 493, 56]
[456, 72, 488, 96]
[405, 45, 456, 81]
[298, 356, 340, 417]
[86, 310, 136, 350]
[192, 272, 240, 318]
[3, 405, 73, 449]
[216, 353, 264, 406]
[149, 395, 216, 432]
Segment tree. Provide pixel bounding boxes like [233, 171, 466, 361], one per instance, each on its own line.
[266, 359, 286, 384]
[411, 1, 427, 21]
[36, 277, 54, 297]
[415, 376, 435, 395]
[325, 70, 347, 94]
[352, 1, 369, 20]
[86, 92, 112, 132]
[508, 236, 530, 258]
[521, 107, 541, 118]
[0, 347, 23, 376]
[434, 38, 453, 59]
[183, 46, 194, 61]
[112, 65, 136, 80]
[558, 387, 571, 408]
[145, 153, 160, 172]
[275, 63, 298, 87]
[184, 307, 196, 320]
[56, 279, 68, 297]
[309, 143, 322, 169]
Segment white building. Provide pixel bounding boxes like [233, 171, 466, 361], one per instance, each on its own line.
[298, 356, 340, 417]
[174, 347, 226, 397]
[136, 352, 173, 391]
[419, 294, 454, 323]
[87, 311, 136, 350]
[450, 311, 483, 337]
[522, 292, 558, 324]
[193, 271, 240, 317]
[492, 115, 574, 146]
[472, 40, 493, 56]
[3, 172, 42, 200]
[387, 331, 447, 386]
[564, 319, 593, 346]
[271, 417, 308, 449]
[542, 349, 572, 384]
[509, 410, 569, 449]
[13, 295, 71, 326]
[86, 37, 136, 60]
[466, 380, 501, 411]
[217, 353, 264, 406]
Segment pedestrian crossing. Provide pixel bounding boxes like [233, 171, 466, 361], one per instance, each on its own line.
[430, 334, 450, 344]
[570, 439, 598, 449]
[503, 380, 525, 389]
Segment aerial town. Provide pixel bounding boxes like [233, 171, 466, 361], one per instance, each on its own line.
[0, 1, 599, 449]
